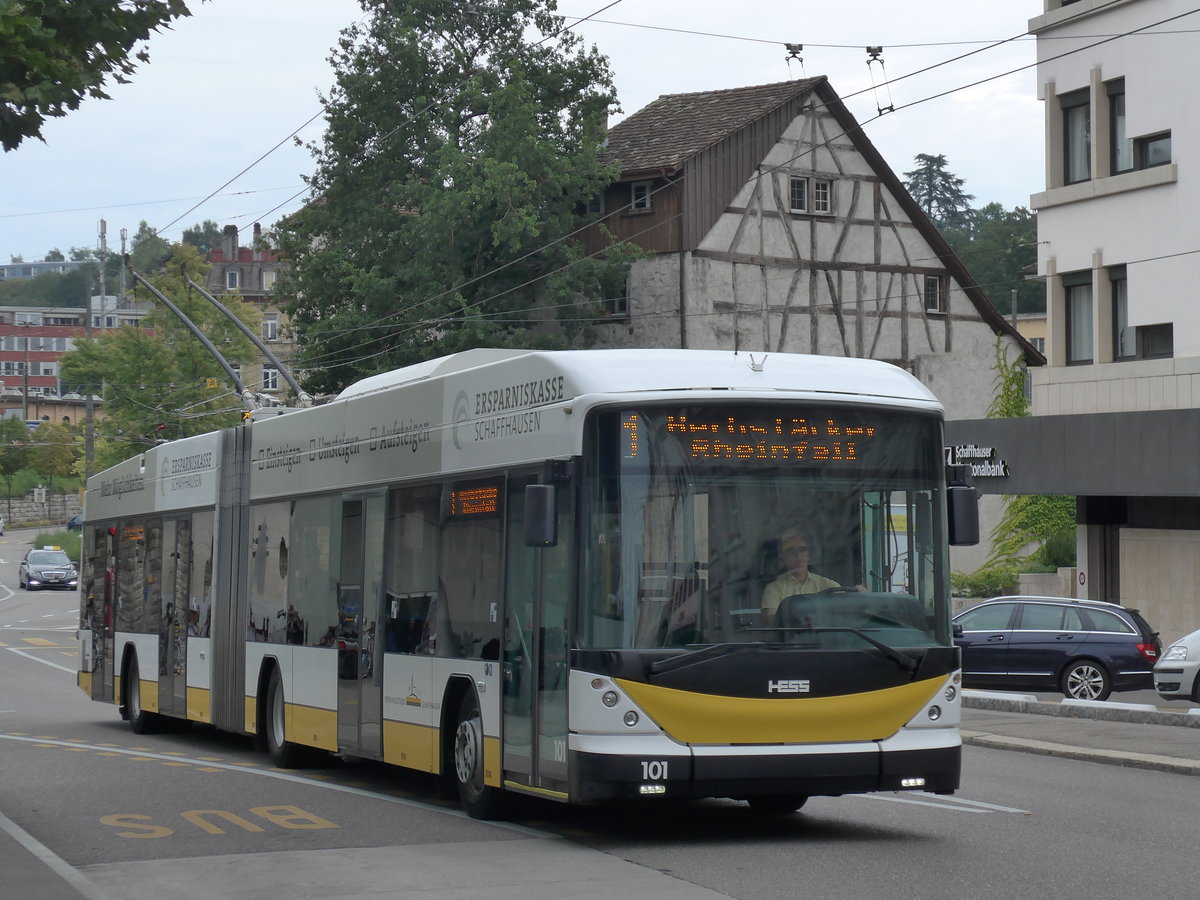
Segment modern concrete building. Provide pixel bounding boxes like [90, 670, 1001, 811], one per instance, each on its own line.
[946, 0, 1199, 640]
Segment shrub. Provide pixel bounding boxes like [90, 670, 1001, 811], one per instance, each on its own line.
[951, 564, 1018, 599]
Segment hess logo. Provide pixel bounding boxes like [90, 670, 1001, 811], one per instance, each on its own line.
[767, 679, 811, 694]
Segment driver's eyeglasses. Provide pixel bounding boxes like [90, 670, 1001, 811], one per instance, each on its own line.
[782, 546, 809, 555]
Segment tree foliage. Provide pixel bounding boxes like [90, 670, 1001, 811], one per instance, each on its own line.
[0, 416, 31, 522]
[943, 202, 1042, 316]
[29, 420, 77, 496]
[978, 338, 1076, 577]
[182, 219, 222, 254]
[0, 0, 193, 151]
[903, 153, 976, 231]
[274, 0, 629, 394]
[0, 266, 94, 306]
[128, 220, 171, 273]
[59, 244, 260, 466]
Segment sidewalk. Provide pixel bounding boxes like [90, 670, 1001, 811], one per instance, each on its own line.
[962, 691, 1200, 776]
[0, 812, 103, 900]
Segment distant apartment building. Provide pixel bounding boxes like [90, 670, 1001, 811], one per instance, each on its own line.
[0, 259, 86, 280]
[947, 0, 1199, 640]
[0, 295, 148, 422]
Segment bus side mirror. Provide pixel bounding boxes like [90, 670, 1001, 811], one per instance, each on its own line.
[946, 465, 979, 546]
[524, 484, 557, 547]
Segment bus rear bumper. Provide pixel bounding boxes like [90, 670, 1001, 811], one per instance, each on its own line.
[568, 734, 961, 804]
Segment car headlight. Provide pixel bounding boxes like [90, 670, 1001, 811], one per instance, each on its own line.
[1162, 645, 1190, 661]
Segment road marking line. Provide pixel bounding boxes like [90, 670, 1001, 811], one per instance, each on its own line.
[5, 647, 76, 673]
[922, 794, 1031, 814]
[22, 637, 56, 646]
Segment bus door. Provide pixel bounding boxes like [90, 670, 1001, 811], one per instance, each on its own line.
[502, 476, 571, 796]
[157, 517, 190, 718]
[336, 493, 386, 757]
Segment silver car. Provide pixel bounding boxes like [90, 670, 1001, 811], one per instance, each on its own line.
[1153, 627, 1200, 702]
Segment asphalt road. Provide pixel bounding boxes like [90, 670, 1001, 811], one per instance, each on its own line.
[3, 526, 1199, 900]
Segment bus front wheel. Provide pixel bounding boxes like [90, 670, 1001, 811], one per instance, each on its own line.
[453, 690, 504, 819]
[265, 668, 301, 768]
[125, 656, 158, 734]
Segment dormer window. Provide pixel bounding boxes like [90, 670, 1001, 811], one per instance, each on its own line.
[226, 269, 240, 290]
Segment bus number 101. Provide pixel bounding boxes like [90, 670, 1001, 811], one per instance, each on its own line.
[641, 760, 668, 781]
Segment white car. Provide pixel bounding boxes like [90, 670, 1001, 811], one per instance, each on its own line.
[1153, 627, 1200, 703]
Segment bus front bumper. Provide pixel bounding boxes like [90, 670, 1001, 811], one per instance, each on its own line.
[567, 732, 961, 804]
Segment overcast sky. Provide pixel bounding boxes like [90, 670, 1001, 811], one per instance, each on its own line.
[2, 0, 1045, 265]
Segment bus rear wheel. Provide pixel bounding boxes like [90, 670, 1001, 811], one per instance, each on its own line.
[747, 794, 808, 814]
[265, 668, 301, 768]
[453, 690, 503, 819]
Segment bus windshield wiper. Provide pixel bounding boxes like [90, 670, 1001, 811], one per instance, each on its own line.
[648, 642, 783, 676]
[774, 626, 919, 673]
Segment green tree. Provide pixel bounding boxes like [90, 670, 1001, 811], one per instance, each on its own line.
[903, 153, 976, 231]
[0, 0, 193, 151]
[129, 220, 171, 273]
[0, 417, 31, 522]
[44, 248, 64, 261]
[60, 244, 261, 464]
[182, 220, 222, 254]
[979, 338, 1075, 578]
[29, 421, 78, 518]
[943, 202, 1043, 316]
[275, 0, 625, 394]
[0, 268, 89, 306]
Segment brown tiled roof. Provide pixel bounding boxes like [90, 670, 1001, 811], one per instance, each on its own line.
[603, 77, 825, 174]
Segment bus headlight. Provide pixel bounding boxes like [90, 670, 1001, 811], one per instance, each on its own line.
[943, 685, 957, 702]
[927, 705, 942, 721]
[623, 711, 639, 727]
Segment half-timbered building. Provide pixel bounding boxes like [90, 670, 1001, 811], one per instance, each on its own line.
[586, 77, 1041, 429]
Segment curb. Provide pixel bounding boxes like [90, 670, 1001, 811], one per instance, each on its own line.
[963, 692, 1200, 728]
[961, 731, 1200, 777]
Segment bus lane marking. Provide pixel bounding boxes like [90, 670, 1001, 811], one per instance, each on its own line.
[0, 733, 545, 836]
[100, 807, 339, 839]
[852, 792, 1031, 815]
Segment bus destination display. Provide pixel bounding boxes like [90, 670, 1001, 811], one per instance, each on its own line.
[449, 484, 500, 517]
[622, 410, 880, 463]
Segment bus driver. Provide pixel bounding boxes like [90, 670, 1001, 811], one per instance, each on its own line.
[760, 527, 843, 623]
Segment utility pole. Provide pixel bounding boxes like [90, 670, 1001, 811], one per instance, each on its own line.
[21, 322, 29, 422]
[86, 221, 104, 478]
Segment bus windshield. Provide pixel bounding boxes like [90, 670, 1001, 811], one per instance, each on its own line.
[581, 403, 951, 651]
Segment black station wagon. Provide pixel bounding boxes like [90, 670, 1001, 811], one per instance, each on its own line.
[953, 595, 1160, 701]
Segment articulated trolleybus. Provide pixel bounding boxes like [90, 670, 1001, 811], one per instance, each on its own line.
[77, 348, 978, 817]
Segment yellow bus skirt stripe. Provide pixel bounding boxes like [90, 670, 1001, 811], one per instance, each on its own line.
[78, 670, 93, 698]
[380, 724, 500, 786]
[187, 687, 212, 724]
[615, 676, 944, 744]
[383, 720, 438, 774]
[141, 679, 159, 714]
[286, 703, 337, 753]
